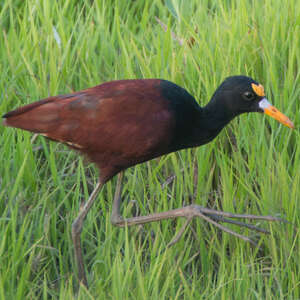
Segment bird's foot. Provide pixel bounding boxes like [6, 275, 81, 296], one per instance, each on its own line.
[111, 204, 286, 246]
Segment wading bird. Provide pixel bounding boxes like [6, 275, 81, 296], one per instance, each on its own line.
[3, 75, 294, 287]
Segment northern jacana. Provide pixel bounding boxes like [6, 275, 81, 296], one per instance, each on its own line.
[3, 76, 294, 287]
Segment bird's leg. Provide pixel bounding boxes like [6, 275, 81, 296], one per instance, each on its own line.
[110, 177, 285, 245]
[72, 181, 103, 287]
[111, 172, 125, 225]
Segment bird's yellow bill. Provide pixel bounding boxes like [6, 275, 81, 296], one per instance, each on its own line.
[259, 98, 294, 129]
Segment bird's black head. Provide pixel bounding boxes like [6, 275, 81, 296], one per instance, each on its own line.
[205, 75, 294, 129]
[212, 76, 265, 115]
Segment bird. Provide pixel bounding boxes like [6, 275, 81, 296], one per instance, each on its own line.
[2, 75, 294, 287]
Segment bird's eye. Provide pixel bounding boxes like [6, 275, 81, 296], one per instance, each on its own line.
[243, 91, 255, 101]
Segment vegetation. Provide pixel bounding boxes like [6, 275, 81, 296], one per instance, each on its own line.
[0, 0, 299, 298]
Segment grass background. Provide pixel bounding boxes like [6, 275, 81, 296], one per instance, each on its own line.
[0, 0, 299, 298]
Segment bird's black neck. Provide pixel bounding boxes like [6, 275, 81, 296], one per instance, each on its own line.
[171, 96, 237, 151]
[201, 95, 237, 131]
[159, 80, 238, 152]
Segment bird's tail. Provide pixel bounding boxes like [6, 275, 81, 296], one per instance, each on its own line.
[2, 98, 60, 133]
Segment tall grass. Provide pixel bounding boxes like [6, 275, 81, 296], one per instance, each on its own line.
[0, 0, 299, 298]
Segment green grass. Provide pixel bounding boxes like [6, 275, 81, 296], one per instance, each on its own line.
[0, 0, 299, 298]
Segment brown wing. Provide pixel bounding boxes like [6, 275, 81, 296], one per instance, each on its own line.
[3, 80, 175, 182]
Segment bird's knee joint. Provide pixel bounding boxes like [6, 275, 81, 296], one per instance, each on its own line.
[111, 214, 124, 227]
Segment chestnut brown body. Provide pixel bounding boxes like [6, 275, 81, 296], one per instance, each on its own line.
[4, 80, 181, 182]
